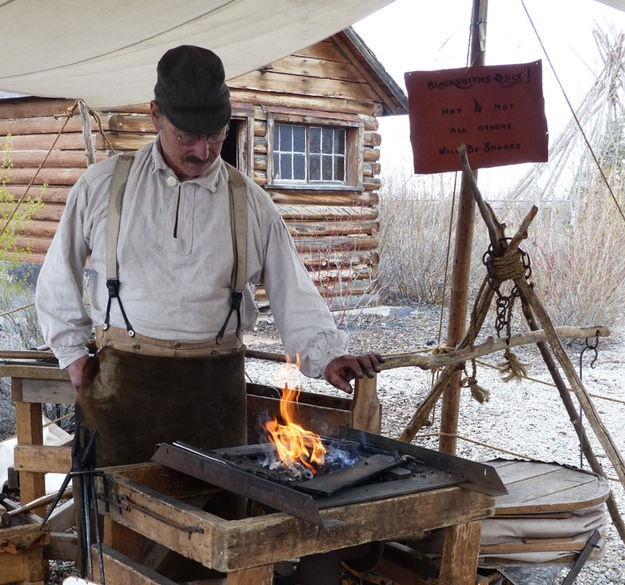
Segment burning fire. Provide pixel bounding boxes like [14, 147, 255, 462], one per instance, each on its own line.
[264, 354, 326, 474]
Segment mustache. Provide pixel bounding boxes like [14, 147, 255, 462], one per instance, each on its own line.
[183, 155, 211, 164]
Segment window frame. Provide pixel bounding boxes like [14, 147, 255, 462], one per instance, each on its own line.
[266, 110, 363, 191]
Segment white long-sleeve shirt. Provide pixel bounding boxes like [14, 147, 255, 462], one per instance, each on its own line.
[35, 141, 348, 377]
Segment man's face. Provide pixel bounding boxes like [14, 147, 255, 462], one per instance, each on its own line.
[150, 101, 228, 181]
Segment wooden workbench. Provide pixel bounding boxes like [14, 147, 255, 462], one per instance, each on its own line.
[95, 462, 496, 585]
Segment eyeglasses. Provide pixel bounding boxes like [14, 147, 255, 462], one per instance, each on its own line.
[176, 128, 229, 146]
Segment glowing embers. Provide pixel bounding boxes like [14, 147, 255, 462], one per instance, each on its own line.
[263, 354, 327, 479]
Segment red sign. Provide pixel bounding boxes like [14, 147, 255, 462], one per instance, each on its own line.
[404, 61, 548, 174]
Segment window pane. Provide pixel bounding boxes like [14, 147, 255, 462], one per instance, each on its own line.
[322, 155, 333, 180]
[321, 128, 332, 153]
[273, 125, 280, 149]
[280, 153, 292, 180]
[335, 156, 345, 181]
[294, 154, 306, 180]
[293, 126, 306, 153]
[280, 125, 292, 150]
[310, 127, 321, 153]
[273, 152, 280, 179]
[310, 154, 321, 180]
[334, 129, 346, 155]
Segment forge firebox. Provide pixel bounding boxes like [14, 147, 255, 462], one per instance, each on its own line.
[152, 426, 506, 527]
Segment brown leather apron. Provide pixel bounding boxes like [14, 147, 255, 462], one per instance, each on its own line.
[76, 344, 246, 468]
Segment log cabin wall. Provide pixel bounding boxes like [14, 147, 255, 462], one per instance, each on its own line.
[0, 30, 406, 310]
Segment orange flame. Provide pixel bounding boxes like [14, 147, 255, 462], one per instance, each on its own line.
[264, 354, 326, 473]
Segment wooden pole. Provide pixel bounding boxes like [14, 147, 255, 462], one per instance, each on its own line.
[78, 99, 96, 166]
[439, 0, 488, 454]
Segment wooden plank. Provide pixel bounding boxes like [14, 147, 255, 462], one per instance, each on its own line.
[229, 71, 379, 102]
[216, 487, 494, 572]
[0, 133, 86, 151]
[95, 544, 178, 585]
[14, 444, 72, 474]
[294, 235, 378, 253]
[1, 364, 69, 382]
[260, 55, 364, 83]
[19, 220, 60, 240]
[14, 383, 46, 509]
[7, 167, 85, 186]
[0, 551, 24, 583]
[287, 220, 378, 238]
[5, 185, 70, 204]
[32, 204, 67, 222]
[226, 565, 273, 585]
[0, 116, 84, 136]
[21, 377, 74, 404]
[363, 147, 380, 162]
[0, 98, 75, 119]
[8, 150, 106, 168]
[268, 191, 377, 206]
[95, 132, 155, 151]
[107, 114, 155, 133]
[276, 205, 377, 221]
[99, 481, 219, 568]
[229, 89, 377, 117]
[489, 460, 562, 484]
[292, 40, 350, 64]
[102, 517, 149, 565]
[438, 521, 482, 585]
[351, 374, 381, 433]
[495, 466, 610, 513]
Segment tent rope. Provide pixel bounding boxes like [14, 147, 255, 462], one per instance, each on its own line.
[520, 0, 625, 227]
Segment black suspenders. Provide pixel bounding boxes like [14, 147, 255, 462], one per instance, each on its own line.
[103, 155, 247, 342]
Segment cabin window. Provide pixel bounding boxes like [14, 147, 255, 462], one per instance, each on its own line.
[272, 123, 347, 184]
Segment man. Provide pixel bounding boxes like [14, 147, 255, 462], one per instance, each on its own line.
[36, 45, 382, 582]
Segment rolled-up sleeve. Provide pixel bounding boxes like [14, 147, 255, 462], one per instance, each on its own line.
[261, 216, 348, 379]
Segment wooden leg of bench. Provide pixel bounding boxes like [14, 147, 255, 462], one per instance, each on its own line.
[438, 521, 482, 585]
[14, 387, 46, 515]
[226, 565, 274, 585]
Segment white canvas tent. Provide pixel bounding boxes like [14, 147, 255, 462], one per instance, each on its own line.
[0, 0, 394, 107]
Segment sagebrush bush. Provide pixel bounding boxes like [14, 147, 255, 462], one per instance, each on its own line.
[377, 166, 625, 336]
[378, 169, 487, 305]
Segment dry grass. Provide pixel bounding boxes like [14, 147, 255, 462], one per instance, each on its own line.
[377, 168, 487, 305]
[377, 166, 625, 336]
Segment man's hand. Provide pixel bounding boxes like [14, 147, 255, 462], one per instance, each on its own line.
[324, 353, 383, 394]
[66, 355, 89, 392]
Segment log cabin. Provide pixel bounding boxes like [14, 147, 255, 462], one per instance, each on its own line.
[0, 27, 407, 309]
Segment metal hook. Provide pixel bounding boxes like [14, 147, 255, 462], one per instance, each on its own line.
[580, 330, 600, 374]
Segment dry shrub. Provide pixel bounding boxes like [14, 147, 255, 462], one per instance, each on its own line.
[378, 165, 625, 336]
[516, 188, 625, 333]
[378, 168, 488, 304]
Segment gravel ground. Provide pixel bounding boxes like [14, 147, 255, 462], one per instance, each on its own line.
[244, 302, 625, 585]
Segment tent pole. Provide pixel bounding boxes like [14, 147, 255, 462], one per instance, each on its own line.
[78, 99, 96, 166]
[439, 0, 488, 455]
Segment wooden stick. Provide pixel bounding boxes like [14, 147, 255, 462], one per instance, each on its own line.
[382, 326, 609, 371]
[462, 152, 625, 544]
[520, 299, 625, 545]
[516, 278, 625, 490]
